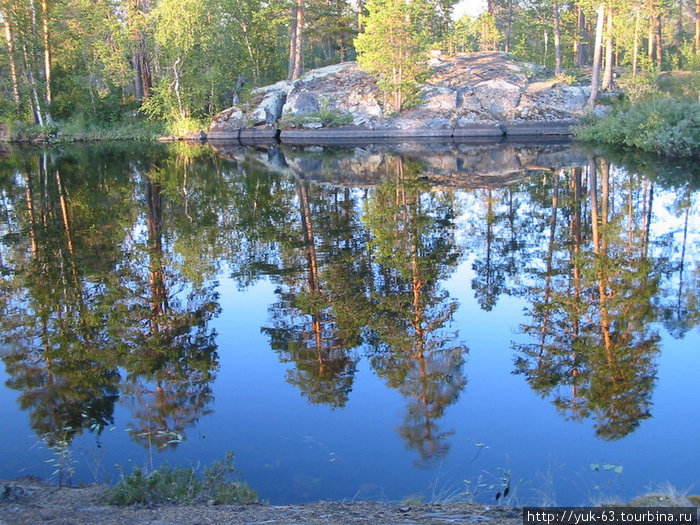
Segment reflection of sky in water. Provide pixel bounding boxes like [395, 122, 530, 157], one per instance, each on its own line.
[0, 147, 698, 506]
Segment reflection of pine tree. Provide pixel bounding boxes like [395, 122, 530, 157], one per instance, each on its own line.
[515, 160, 662, 440]
[0, 152, 128, 448]
[263, 181, 368, 408]
[659, 178, 700, 338]
[116, 176, 220, 450]
[469, 185, 531, 312]
[364, 156, 467, 464]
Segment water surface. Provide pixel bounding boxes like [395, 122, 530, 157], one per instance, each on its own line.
[0, 141, 698, 505]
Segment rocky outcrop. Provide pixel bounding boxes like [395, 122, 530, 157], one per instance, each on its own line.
[209, 51, 605, 142]
[208, 80, 292, 140]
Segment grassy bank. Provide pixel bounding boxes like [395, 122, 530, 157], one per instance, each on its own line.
[575, 72, 700, 158]
[576, 98, 700, 158]
[2, 118, 167, 143]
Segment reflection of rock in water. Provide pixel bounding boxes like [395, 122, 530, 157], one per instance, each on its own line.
[208, 141, 587, 190]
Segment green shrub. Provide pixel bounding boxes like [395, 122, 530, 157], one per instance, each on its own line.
[575, 98, 700, 158]
[165, 117, 209, 137]
[279, 109, 354, 129]
[104, 451, 258, 506]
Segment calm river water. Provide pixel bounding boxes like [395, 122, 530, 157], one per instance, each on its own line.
[0, 140, 698, 505]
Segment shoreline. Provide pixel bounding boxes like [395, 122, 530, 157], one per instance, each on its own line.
[1, 478, 698, 525]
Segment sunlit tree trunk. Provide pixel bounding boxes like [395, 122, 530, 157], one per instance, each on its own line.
[553, 1, 562, 75]
[41, 0, 51, 104]
[288, 0, 304, 80]
[574, 6, 587, 66]
[587, 5, 606, 107]
[358, 0, 364, 31]
[602, 5, 614, 90]
[2, 11, 21, 106]
[633, 9, 640, 75]
[505, 0, 513, 52]
[655, 14, 663, 67]
[22, 44, 44, 125]
[675, 0, 683, 48]
[288, 6, 297, 79]
[648, 0, 655, 62]
[28, 0, 50, 119]
[129, 0, 152, 100]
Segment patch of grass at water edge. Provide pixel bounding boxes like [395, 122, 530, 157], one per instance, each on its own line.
[104, 451, 257, 506]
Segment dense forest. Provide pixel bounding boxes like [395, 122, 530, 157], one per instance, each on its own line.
[0, 0, 698, 134]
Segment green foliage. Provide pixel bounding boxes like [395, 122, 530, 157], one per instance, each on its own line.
[105, 451, 257, 505]
[615, 71, 660, 103]
[354, 0, 428, 112]
[576, 98, 700, 158]
[165, 117, 210, 137]
[279, 109, 354, 129]
[4, 118, 165, 142]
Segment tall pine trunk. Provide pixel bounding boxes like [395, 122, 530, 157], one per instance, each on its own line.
[41, 0, 51, 104]
[602, 5, 614, 90]
[655, 13, 663, 67]
[588, 5, 605, 108]
[129, 0, 152, 100]
[648, 0, 655, 62]
[633, 9, 640, 75]
[553, 1, 562, 75]
[288, 0, 304, 80]
[1, 10, 21, 106]
[574, 6, 587, 66]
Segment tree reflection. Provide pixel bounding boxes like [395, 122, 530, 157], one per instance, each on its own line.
[0, 151, 128, 449]
[262, 180, 366, 408]
[0, 145, 222, 454]
[112, 154, 222, 451]
[514, 159, 662, 440]
[364, 157, 467, 464]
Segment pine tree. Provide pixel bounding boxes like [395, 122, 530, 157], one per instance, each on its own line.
[354, 0, 426, 112]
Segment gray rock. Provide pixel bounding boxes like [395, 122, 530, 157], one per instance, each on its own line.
[283, 62, 382, 120]
[518, 83, 589, 117]
[475, 79, 522, 116]
[456, 87, 483, 111]
[1, 483, 37, 501]
[419, 85, 458, 111]
[283, 91, 320, 115]
[327, 91, 382, 119]
[249, 90, 287, 125]
[208, 106, 247, 139]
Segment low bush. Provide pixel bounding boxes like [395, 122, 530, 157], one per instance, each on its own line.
[279, 109, 354, 129]
[575, 97, 700, 158]
[105, 451, 258, 506]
